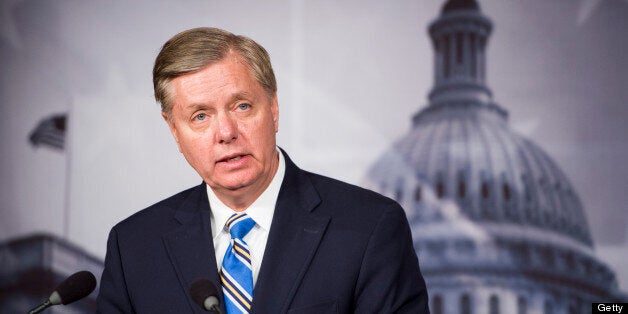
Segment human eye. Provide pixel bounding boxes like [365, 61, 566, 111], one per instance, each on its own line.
[193, 113, 206, 121]
[237, 103, 251, 111]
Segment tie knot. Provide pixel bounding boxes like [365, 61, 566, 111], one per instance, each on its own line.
[225, 213, 255, 240]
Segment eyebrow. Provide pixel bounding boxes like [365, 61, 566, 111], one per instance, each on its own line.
[184, 103, 211, 112]
[181, 91, 255, 112]
[230, 91, 253, 102]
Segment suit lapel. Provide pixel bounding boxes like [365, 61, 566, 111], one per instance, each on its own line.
[251, 153, 330, 314]
[162, 183, 224, 313]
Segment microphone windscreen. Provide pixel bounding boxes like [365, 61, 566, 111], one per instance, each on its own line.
[190, 279, 218, 309]
[55, 271, 97, 305]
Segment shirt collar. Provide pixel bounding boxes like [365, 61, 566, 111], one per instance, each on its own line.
[208, 148, 286, 238]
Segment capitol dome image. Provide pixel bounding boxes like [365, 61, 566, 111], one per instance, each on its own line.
[364, 0, 627, 313]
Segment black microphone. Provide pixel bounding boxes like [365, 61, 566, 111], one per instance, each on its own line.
[189, 279, 222, 313]
[28, 270, 97, 314]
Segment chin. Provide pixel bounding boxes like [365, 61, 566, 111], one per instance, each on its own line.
[217, 177, 256, 192]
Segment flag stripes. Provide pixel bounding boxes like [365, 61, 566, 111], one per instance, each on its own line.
[29, 114, 67, 150]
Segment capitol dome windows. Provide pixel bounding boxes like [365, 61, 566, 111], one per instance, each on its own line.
[517, 296, 527, 314]
[470, 34, 477, 77]
[425, 240, 446, 257]
[565, 251, 576, 271]
[543, 300, 554, 314]
[456, 32, 464, 66]
[520, 174, 537, 223]
[454, 239, 475, 255]
[511, 242, 530, 265]
[539, 246, 555, 268]
[489, 294, 500, 314]
[460, 293, 472, 314]
[502, 182, 511, 202]
[481, 181, 490, 199]
[443, 35, 451, 79]
[432, 294, 443, 314]
[583, 259, 593, 276]
[414, 185, 422, 202]
[395, 179, 405, 204]
[501, 175, 518, 220]
[479, 170, 492, 201]
[436, 172, 446, 198]
[457, 171, 467, 199]
[568, 299, 583, 314]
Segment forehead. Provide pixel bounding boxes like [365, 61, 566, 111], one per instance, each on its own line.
[170, 55, 261, 105]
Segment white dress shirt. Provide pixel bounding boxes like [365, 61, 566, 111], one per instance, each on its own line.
[208, 149, 285, 286]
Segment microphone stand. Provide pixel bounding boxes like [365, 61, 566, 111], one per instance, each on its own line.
[28, 299, 52, 314]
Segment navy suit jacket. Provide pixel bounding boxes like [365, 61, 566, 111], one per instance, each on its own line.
[97, 152, 429, 313]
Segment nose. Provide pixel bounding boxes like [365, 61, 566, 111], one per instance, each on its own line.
[216, 112, 238, 144]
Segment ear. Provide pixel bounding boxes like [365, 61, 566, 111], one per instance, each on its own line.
[270, 93, 279, 133]
[162, 111, 182, 152]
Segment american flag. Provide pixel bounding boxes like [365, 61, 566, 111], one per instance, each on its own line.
[29, 113, 67, 150]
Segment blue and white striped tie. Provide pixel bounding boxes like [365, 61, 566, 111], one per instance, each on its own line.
[220, 213, 255, 314]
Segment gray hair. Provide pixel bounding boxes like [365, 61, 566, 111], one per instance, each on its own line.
[153, 27, 277, 120]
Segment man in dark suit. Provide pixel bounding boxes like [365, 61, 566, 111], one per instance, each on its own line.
[97, 27, 429, 313]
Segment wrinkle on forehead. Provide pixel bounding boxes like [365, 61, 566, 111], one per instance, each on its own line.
[170, 56, 265, 115]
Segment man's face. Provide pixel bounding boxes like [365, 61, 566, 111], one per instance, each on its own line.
[164, 54, 279, 204]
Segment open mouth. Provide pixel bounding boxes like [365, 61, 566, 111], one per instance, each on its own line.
[227, 156, 242, 162]
[218, 154, 246, 163]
